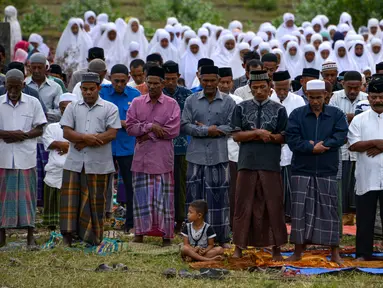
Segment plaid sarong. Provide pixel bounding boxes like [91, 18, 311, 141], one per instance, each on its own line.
[60, 169, 110, 245]
[185, 162, 231, 244]
[290, 175, 340, 246]
[37, 143, 49, 207]
[281, 165, 292, 217]
[174, 155, 187, 223]
[42, 184, 60, 227]
[132, 172, 175, 239]
[0, 168, 37, 228]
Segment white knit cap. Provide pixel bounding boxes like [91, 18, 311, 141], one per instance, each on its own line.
[307, 79, 325, 91]
[59, 93, 77, 103]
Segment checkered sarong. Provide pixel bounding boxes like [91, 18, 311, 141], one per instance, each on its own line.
[42, 184, 60, 227]
[132, 172, 174, 239]
[290, 175, 340, 246]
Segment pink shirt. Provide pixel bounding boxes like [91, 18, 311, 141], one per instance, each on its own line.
[126, 93, 181, 174]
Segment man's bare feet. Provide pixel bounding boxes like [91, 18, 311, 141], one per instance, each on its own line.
[331, 254, 343, 265]
[232, 246, 243, 258]
[272, 246, 284, 261]
[212, 255, 225, 261]
[27, 228, 35, 246]
[184, 256, 193, 262]
[285, 253, 302, 262]
[221, 243, 231, 249]
[63, 234, 72, 247]
[133, 235, 143, 243]
[0, 229, 5, 247]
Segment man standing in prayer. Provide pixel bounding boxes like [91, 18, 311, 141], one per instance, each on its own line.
[217, 67, 243, 227]
[321, 61, 343, 92]
[60, 73, 121, 246]
[99, 64, 141, 234]
[182, 65, 236, 247]
[126, 66, 180, 246]
[232, 51, 261, 93]
[190, 58, 215, 93]
[128, 59, 146, 88]
[234, 60, 264, 100]
[348, 78, 383, 261]
[270, 71, 305, 217]
[0, 69, 47, 247]
[261, 53, 279, 82]
[286, 79, 348, 264]
[231, 70, 288, 259]
[329, 71, 368, 224]
[42, 93, 76, 231]
[294, 68, 320, 104]
[162, 61, 192, 232]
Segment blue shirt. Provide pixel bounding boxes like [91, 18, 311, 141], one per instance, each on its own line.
[294, 87, 309, 104]
[163, 86, 192, 155]
[100, 84, 141, 156]
[191, 85, 203, 94]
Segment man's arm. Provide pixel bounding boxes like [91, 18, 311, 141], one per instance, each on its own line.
[216, 98, 236, 135]
[285, 110, 314, 154]
[26, 125, 44, 139]
[95, 128, 118, 145]
[126, 99, 154, 137]
[322, 110, 349, 148]
[161, 101, 181, 139]
[180, 96, 209, 137]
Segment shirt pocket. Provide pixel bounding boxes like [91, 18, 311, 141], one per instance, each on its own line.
[21, 113, 34, 131]
[95, 116, 106, 133]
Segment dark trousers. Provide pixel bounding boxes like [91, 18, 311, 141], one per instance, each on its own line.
[341, 161, 356, 213]
[174, 155, 187, 222]
[356, 190, 383, 259]
[229, 161, 238, 228]
[114, 156, 134, 231]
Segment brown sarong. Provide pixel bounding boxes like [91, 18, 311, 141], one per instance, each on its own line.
[233, 170, 287, 249]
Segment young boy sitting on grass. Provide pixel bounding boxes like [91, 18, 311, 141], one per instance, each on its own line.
[181, 200, 225, 262]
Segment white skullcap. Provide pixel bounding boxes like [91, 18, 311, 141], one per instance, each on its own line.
[307, 79, 325, 91]
[30, 52, 47, 64]
[59, 93, 77, 103]
[6, 69, 24, 81]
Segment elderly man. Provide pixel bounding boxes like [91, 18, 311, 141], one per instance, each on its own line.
[286, 80, 348, 264]
[321, 61, 343, 92]
[182, 65, 236, 246]
[126, 67, 180, 246]
[0, 69, 47, 247]
[348, 78, 383, 261]
[162, 61, 192, 232]
[294, 68, 320, 104]
[99, 64, 141, 234]
[231, 70, 288, 259]
[60, 73, 121, 246]
[234, 60, 264, 100]
[270, 71, 305, 217]
[190, 58, 214, 93]
[329, 71, 368, 223]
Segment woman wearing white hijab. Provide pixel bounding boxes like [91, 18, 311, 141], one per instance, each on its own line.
[269, 39, 280, 49]
[257, 31, 269, 43]
[179, 38, 204, 88]
[98, 23, 127, 72]
[84, 11, 96, 30]
[115, 18, 127, 39]
[243, 31, 255, 46]
[369, 38, 383, 64]
[198, 27, 210, 57]
[55, 18, 92, 75]
[228, 20, 243, 32]
[76, 18, 94, 48]
[167, 17, 179, 26]
[272, 48, 286, 71]
[338, 12, 355, 32]
[4, 6, 21, 57]
[149, 30, 179, 62]
[318, 42, 332, 65]
[311, 17, 324, 34]
[302, 44, 321, 70]
[310, 33, 323, 52]
[228, 42, 250, 79]
[90, 13, 109, 44]
[368, 18, 382, 41]
[179, 30, 197, 56]
[276, 13, 298, 39]
[165, 24, 179, 49]
[28, 33, 50, 57]
[327, 25, 337, 41]
[126, 41, 142, 67]
[349, 40, 376, 74]
[304, 26, 315, 44]
[123, 18, 148, 57]
[211, 34, 236, 67]
[330, 40, 357, 73]
[284, 41, 303, 78]
[251, 36, 263, 52]
[258, 42, 271, 57]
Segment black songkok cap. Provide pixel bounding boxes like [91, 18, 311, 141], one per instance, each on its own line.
[376, 62, 383, 72]
[198, 58, 214, 69]
[111, 64, 129, 75]
[146, 53, 163, 64]
[261, 53, 278, 63]
[8, 61, 25, 75]
[302, 68, 320, 79]
[81, 72, 100, 84]
[250, 70, 269, 82]
[344, 71, 362, 82]
[49, 64, 63, 76]
[218, 67, 232, 78]
[147, 66, 165, 79]
[273, 70, 290, 81]
[88, 47, 104, 60]
[200, 65, 219, 75]
[163, 61, 179, 74]
[368, 78, 383, 93]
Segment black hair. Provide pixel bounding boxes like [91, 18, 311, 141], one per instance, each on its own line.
[189, 200, 208, 216]
[246, 59, 263, 71]
[243, 51, 260, 64]
[144, 62, 160, 73]
[130, 59, 145, 70]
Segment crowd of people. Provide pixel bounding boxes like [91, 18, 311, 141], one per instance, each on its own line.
[2, 6, 383, 264]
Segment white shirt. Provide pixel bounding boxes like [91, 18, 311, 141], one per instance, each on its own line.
[73, 78, 112, 101]
[271, 91, 306, 166]
[348, 110, 383, 195]
[127, 80, 137, 88]
[42, 123, 68, 189]
[0, 93, 47, 169]
[234, 84, 253, 100]
[191, 76, 200, 89]
[329, 89, 368, 161]
[227, 93, 243, 162]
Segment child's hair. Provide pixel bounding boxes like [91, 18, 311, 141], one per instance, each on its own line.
[189, 200, 208, 216]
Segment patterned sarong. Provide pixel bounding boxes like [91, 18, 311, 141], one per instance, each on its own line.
[37, 143, 49, 207]
[60, 169, 110, 245]
[0, 168, 37, 228]
[185, 162, 231, 244]
[290, 175, 340, 246]
[132, 172, 175, 239]
[174, 155, 187, 223]
[42, 184, 60, 227]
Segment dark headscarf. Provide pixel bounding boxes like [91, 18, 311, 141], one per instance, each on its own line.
[332, 31, 345, 49]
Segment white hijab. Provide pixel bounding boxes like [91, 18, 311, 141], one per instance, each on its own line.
[84, 11, 96, 30]
[276, 13, 298, 39]
[179, 30, 197, 56]
[198, 27, 210, 57]
[229, 42, 250, 79]
[318, 41, 333, 63]
[368, 18, 382, 41]
[126, 41, 142, 66]
[228, 20, 243, 32]
[338, 12, 355, 32]
[369, 37, 383, 64]
[89, 13, 109, 44]
[180, 38, 204, 89]
[167, 17, 179, 26]
[284, 41, 303, 78]
[165, 24, 180, 49]
[4, 6, 21, 57]
[330, 40, 357, 73]
[211, 34, 236, 67]
[273, 48, 286, 71]
[251, 36, 263, 51]
[243, 32, 256, 45]
[302, 44, 321, 70]
[28, 33, 50, 57]
[258, 42, 272, 55]
[149, 30, 179, 62]
[123, 18, 149, 58]
[98, 23, 127, 72]
[55, 18, 92, 73]
[115, 18, 127, 39]
[349, 40, 376, 74]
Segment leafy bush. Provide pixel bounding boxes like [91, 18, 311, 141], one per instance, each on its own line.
[245, 0, 277, 11]
[0, 0, 29, 10]
[20, 4, 56, 34]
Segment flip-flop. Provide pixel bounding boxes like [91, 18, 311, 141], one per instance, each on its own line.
[163, 268, 177, 278]
[95, 264, 114, 272]
[113, 263, 128, 271]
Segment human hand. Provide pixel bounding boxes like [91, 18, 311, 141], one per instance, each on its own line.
[120, 120, 127, 130]
[198, 248, 206, 256]
[195, 121, 205, 126]
[151, 124, 165, 138]
[208, 125, 224, 137]
[4, 130, 29, 143]
[366, 147, 382, 158]
[309, 140, 315, 145]
[137, 134, 150, 144]
[82, 134, 103, 146]
[74, 142, 87, 151]
[57, 142, 70, 155]
[254, 129, 272, 142]
[194, 246, 201, 253]
[313, 141, 330, 154]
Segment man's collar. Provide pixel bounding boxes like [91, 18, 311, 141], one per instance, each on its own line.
[163, 86, 179, 96]
[198, 89, 222, 100]
[3, 93, 26, 104]
[304, 104, 331, 117]
[252, 97, 270, 106]
[144, 93, 165, 103]
[26, 76, 49, 86]
[78, 96, 104, 107]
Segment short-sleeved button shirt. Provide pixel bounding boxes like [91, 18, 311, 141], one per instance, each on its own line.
[60, 96, 121, 174]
